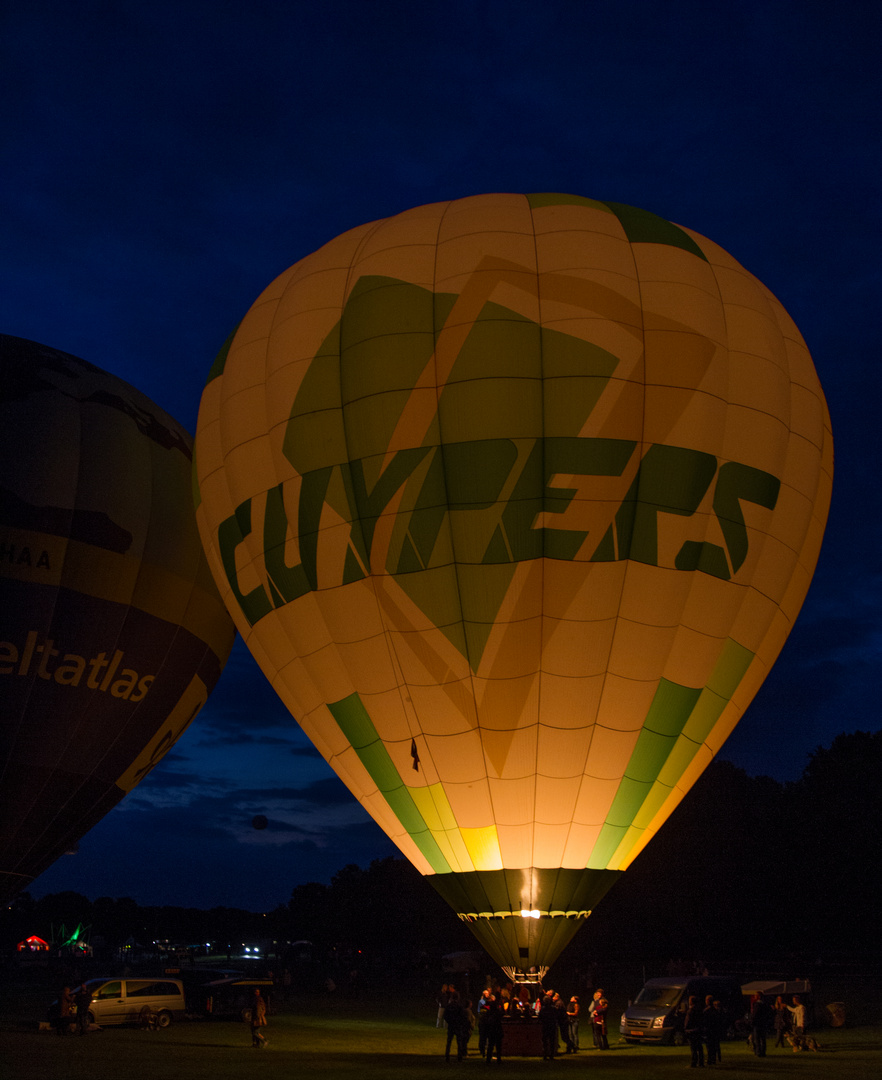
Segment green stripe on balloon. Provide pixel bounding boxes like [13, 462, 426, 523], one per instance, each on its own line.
[588, 681, 701, 867]
[588, 639, 755, 869]
[327, 693, 452, 874]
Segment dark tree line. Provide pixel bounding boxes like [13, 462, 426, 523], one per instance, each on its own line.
[2, 891, 283, 958]
[576, 730, 882, 970]
[5, 731, 880, 981]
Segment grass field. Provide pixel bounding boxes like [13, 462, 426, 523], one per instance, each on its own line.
[3, 987, 882, 1080]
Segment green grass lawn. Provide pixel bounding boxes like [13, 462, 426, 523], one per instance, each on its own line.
[3, 993, 882, 1080]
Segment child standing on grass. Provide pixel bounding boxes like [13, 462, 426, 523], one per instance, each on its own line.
[250, 988, 268, 1049]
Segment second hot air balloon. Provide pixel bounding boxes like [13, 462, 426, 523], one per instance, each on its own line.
[194, 194, 832, 975]
[0, 336, 236, 901]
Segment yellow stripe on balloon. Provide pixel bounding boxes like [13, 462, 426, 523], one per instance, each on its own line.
[460, 825, 504, 871]
[409, 784, 476, 873]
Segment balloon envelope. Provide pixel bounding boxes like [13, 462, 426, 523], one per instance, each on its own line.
[0, 336, 236, 900]
[194, 194, 832, 971]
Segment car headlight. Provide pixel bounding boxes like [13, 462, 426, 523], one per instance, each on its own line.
[652, 1016, 666, 1028]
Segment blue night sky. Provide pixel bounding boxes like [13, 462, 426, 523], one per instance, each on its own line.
[2, 0, 879, 911]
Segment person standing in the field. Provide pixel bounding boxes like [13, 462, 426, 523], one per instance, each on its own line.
[249, 987, 268, 1048]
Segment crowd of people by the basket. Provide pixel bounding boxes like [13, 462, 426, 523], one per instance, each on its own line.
[437, 980, 612, 1062]
[437, 979, 820, 1065]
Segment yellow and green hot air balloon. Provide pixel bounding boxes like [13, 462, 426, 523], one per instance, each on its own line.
[0, 336, 236, 901]
[194, 194, 832, 975]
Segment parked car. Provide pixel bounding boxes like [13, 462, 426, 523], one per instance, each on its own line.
[51, 977, 186, 1028]
[619, 975, 744, 1045]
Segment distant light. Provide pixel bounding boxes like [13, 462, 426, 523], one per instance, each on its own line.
[520, 909, 541, 919]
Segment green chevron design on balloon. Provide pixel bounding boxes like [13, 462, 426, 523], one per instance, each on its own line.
[526, 193, 707, 261]
[602, 202, 708, 260]
[527, 192, 612, 213]
[283, 276, 623, 669]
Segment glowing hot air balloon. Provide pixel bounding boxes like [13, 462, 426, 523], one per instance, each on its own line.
[194, 194, 832, 974]
[0, 336, 236, 901]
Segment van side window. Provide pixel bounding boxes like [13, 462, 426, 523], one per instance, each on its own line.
[126, 981, 182, 997]
[96, 981, 121, 999]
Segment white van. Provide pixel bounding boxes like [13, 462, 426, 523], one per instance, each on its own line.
[619, 975, 743, 1044]
[77, 977, 186, 1027]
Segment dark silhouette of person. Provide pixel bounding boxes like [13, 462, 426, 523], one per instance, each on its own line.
[703, 995, 725, 1066]
[484, 995, 504, 1064]
[539, 993, 559, 1059]
[553, 992, 571, 1053]
[55, 987, 74, 1036]
[437, 983, 453, 1028]
[74, 985, 91, 1036]
[684, 994, 705, 1067]
[443, 991, 469, 1061]
[749, 992, 769, 1057]
[773, 995, 790, 1047]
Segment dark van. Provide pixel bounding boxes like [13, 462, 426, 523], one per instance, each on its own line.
[185, 974, 275, 1021]
[619, 976, 743, 1044]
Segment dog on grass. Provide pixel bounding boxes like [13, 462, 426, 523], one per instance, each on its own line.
[785, 1032, 822, 1052]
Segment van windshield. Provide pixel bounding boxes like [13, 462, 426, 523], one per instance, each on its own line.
[635, 985, 683, 1008]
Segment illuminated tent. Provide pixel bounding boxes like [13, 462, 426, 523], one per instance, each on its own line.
[0, 336, 236, 900]
[53, 921, 91, 954]
[194, 194, 832, 973]
[17, 934, 49, 952]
